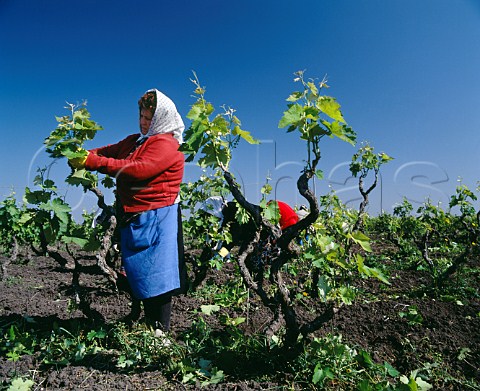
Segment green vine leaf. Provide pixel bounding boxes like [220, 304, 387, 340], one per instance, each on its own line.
[278, 103, 303, 129]
[318, 97, 345, 123]
[348, 231, 372, 252]
[232, 126, 259, 144]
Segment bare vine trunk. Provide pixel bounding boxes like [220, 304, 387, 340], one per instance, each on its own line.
[353, 170, 378, 232]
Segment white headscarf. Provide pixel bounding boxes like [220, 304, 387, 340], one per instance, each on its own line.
[141, 88, 184, 144]
[199, 196, 226, 223]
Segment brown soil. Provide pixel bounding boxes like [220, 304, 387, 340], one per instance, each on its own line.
[0, 250, 479, 390]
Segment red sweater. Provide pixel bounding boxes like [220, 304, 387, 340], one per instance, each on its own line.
[85, 133, 184, 213]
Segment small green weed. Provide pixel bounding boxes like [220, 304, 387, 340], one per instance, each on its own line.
[7, 377, 34, 391]
[398, 305, 423, 325]
[42, 325, 107, 365]
[1, 324, 37, 362]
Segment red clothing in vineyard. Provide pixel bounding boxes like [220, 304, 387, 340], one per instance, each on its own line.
[276, 201, 299, 230]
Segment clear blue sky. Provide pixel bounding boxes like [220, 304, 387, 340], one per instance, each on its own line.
[1, 0, 480, 218]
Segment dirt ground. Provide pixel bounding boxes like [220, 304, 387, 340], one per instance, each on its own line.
[0, 249, 479, 390]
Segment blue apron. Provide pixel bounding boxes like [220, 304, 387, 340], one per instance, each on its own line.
[120, 204, 180, 300]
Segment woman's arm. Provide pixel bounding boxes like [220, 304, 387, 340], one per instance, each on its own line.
[88, 134, 138, 158]
[86, 133, 182, 181]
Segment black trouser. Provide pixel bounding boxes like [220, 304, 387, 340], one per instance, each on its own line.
[143, 292, 172, 331]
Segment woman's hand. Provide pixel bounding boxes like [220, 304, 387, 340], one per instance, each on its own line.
[68, 150, 89, 169]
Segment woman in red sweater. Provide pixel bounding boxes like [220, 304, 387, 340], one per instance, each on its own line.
[73, 89, 185, 332]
